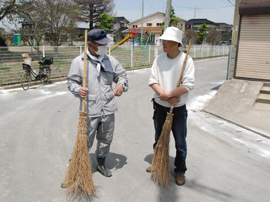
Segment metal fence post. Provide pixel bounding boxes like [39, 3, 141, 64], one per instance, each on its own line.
[227, 45, 232, 80]
[43, 46, 45, 57]
[149, 45, 151, 64]
[155, 45, 158, 57]
[80, 46, 82, 55]
[201, 45, 203, 58]
[131, 45, 133, 69]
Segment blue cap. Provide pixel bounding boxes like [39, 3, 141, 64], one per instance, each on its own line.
[87, 29, 111, 45]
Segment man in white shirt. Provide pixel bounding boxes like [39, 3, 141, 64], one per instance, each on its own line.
[148, 27, 195, 186]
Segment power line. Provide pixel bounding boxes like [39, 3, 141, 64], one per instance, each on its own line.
[173, 4, 233, 10]
[146, 0, 156, 12]
[157, 0, 234, 10]
[227, 0, 235, 6]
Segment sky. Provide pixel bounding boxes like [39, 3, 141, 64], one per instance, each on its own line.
[0, 0, 235, 30]
[113, 0, 235, 24]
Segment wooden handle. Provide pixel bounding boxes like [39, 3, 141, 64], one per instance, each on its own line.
[82, 30, 88, 112]
[177, 40, 192, 87]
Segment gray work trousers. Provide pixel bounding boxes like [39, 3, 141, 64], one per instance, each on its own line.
[86, 114, 115, 159]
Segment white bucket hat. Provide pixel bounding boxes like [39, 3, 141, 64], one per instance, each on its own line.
[159, 26, 183, 46]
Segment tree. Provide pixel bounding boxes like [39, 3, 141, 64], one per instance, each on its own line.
[161, 6, 182, 33]
[197, 23, 207, 44]
[206, 27, 222, 45]
[0, 27, 8, 46]
[7, 0, 79, 50]
[182, 28, 197, 46]
[96, 13, 114, 32]
[0, 0, 16, 21]
[8, 0, 47, 50]
[41, 0, 79, 47]
[73, 0, 115, 30]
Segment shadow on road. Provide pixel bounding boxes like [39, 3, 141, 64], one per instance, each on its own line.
[144, 153, 178, 202]
[185, 179, 234, 201]
[89, 152, 127, 173]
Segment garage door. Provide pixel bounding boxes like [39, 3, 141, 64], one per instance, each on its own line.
[236, 15, 270, 81]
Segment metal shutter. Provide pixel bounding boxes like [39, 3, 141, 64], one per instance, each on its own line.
[236, 15, 270, 81]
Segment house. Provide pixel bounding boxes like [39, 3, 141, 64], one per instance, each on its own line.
[186, 18, 219, 31]
[107, 16, 129, 44]
[186, 18, 233, 44]
[232, 0, 270, 81]
[216, 22, 233, 43]
[128, 12, 186, 45]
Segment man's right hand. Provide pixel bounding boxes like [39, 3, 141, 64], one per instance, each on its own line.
[79, 87, 89, 98]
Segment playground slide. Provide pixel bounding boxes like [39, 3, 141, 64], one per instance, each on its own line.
[107, 35, 130, 53]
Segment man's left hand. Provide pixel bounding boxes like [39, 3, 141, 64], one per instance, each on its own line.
[113, 84, 123, 96]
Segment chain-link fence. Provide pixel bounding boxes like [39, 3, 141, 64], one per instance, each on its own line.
[0, 44, 229, 86]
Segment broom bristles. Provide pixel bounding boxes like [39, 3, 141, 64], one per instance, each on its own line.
[152, 112, 174, 187]
[63, 112, 97, 199]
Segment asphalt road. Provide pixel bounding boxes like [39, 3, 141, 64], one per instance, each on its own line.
[0, 57, 270, 202]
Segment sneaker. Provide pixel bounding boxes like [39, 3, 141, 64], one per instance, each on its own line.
[146, 165, 155, 173]
[175, 173, 185, 186]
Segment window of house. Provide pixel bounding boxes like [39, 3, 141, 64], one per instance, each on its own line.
[147, 23, 152, 27]
[133, 25, 138, 28]
[156, 23, 162, 27]
[120, 23, 124, 27]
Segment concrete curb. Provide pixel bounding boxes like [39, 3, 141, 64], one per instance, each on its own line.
[203, 110, 270, 140]
[0, 77, 67, 90]
[204, 79, 270, 140]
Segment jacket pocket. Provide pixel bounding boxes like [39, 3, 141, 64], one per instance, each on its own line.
[105, 91, 114, 100]
[87, 94, 96, 101]
[86, 94, 98, 115]
[103, 91, 117, 113]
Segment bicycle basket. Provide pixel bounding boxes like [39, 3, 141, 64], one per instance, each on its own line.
[22, 64, 31, 70]
[44, 57, 53, 65]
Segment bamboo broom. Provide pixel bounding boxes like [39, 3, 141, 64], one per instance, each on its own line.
[62, 30, 97, 199]
[151, 40, 192, 187]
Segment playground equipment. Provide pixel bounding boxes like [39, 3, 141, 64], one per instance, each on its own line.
[107, 28, 139, 53]
[107, 35, 130, 53]
[135, 33, 145, 66]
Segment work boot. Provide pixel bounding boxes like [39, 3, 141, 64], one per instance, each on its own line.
[97, 157, 112, 177]
[146, 165, 155, 173]
[175, 173, 185, 186]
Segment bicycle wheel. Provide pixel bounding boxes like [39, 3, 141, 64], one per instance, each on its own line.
[21, 71, 31, 90]
[40, 67, 51, 84]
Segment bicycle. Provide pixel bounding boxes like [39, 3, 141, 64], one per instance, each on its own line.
[21, 57, 53, 90]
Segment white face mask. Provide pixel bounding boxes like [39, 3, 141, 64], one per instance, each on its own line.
[94, 44, 107, 56]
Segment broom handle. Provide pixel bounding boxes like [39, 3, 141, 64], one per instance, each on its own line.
[177, 39, 192, 87]
[82, 30, 88, 112]
[169, 40, 192, 113]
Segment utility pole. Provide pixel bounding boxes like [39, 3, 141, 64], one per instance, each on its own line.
[194, 6, 196, 18]
[164, 0, 172, 31]
[141, 0, 144, 44]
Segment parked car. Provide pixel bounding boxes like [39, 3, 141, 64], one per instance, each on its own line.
[220, 41, 228, 46]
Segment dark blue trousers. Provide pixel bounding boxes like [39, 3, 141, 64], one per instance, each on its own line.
[153, 100, 188, 174]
